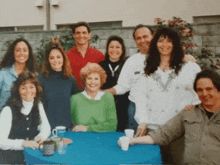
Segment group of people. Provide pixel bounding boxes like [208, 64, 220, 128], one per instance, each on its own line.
[0, 21, 219, 164]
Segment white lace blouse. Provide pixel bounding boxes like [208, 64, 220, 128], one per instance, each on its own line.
[134, 62, 201, 130]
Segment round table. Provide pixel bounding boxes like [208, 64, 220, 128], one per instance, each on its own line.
[24, 132, 162, 164]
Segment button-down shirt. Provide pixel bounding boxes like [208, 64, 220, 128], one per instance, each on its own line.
[67, 46, 104, 89]
[149, 105, 220, 164]
[0, 65, 18, 111]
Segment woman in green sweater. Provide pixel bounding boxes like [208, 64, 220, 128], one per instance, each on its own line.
[70, 63, 117, 132]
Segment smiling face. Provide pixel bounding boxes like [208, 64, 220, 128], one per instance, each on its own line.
[108, 40, 123, 62]
[157, 36, 173, 57]
[196, 78, 220, 108]
[49, 49, 64, 72]
[134, 27, 153, 54]
[85, 72, 101, 93]
[19, 80, 37, 102]
[14, 41, 29, 64]
[73, 26, 91, 46]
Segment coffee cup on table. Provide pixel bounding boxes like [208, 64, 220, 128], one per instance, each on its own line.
[119, 136, 130, 151]
[124, 129, 134, 138]
[39, 140, 55, 156]
[52, 126, 66, 137]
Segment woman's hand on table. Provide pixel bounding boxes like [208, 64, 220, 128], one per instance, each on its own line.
[72, 125, 87, 132]
[135, 123, 147, 137]
[22, 140, 39, 149]
[34, 136, 43, 144]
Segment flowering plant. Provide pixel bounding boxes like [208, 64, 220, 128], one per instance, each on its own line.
[155, 16, 196, 55]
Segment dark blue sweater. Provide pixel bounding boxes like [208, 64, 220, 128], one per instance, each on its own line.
[38, 71, 80, 130]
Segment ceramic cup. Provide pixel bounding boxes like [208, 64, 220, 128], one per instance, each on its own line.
[39, 140, 55, 156]
[52, 126, 66, 137]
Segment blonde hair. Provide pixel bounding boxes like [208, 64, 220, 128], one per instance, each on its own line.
[80, 63, 107, 86]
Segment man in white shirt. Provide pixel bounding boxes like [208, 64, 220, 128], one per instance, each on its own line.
[106, 24, 154, 136]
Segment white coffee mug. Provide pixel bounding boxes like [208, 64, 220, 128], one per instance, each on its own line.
[52, 126, 66, 137]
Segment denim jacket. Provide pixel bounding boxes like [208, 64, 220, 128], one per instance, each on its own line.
[0, 65, 18, 111]
[149, 105, 220, 164]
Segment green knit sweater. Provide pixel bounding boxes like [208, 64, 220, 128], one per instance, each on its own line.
[70, 92, 117, 132]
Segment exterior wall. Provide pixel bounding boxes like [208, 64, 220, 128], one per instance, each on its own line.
[1, 23, 220, 59]
[0, 0, 220, 30]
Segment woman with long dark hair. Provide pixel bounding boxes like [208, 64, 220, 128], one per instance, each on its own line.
[0, 38, 38, 111]
[0, 72, 50, 164]
[99, 35, 129, 131]
[134, 27, 201, 164]
[39, 42, 80, 130]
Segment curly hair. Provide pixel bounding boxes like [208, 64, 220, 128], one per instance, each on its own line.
[0, 38, 38, 72]
[105, 35, 126, 62]
[42, 42, 72, 78]
[144, 27, 184, 76]
[80, 63, 107, 86]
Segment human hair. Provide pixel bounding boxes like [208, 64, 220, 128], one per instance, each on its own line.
[80, 63, 107, 86]
[133, 24, 154, 40]
[71, 21, 91, 34]
[0, 38, 38, 72]
[144, 27, 184, 76]
[42, 42, 72, 78]
[193, 69, 220, 92]
[105, 35, 126, 62]
[5, 72, 42, 124]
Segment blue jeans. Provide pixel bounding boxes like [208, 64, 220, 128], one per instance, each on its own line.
[126, 101, 138, 131]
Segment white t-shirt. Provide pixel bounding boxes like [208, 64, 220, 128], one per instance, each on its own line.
[114, 52, 147, 102]
[134, 62, 201, 130]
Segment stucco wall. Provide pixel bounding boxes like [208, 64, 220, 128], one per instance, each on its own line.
[0, 0, 220, 30]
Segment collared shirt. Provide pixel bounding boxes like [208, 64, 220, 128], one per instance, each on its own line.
[149, 105, 220, 164]
[82, 90, 105, 100]
[0, 65, 18, 111]
[67, 46, 104, 89]
[114, 52, 146, 102]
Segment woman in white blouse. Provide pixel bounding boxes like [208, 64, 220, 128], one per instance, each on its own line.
[134, 27, 201, 164]
[0, 72, 50, 164]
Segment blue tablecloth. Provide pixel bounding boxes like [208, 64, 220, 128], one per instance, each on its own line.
[24, 131, 162, 164]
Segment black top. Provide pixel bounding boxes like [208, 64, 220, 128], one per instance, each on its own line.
[99, 59, 129, 132]
[204, 109, 214, 119]
[99, 59, 125, 89]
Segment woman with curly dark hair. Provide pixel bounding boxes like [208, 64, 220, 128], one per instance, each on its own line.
[0, 72, 50, 164]
[38, 42, 80, 130]
[99, 35, 129, 132]
[134, 27, 201, 164]
[0, 38, 38, 111]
